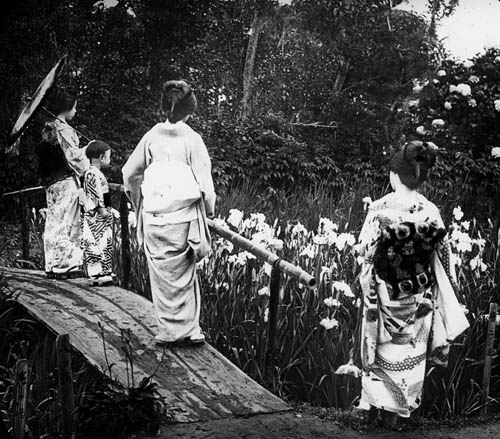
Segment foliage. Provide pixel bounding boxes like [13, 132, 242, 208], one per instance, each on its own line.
[76, 377, 165, 438]
[0, 273, 166, 438]
[406, 48, 500, 220]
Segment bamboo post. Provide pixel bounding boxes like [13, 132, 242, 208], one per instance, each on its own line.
[56, 334, 74, 439]
[481, 302, 498, 416]
[13, 359, 29, 439]
[21, 201, 30, 261]
[119, 191, 131, 290]
[266, 263, 281, 376]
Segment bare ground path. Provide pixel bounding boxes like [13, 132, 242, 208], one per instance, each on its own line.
[149, 410, 500, 438]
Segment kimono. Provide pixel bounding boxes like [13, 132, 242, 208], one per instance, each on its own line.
[82, 166, 113, 277]
[356, 192, 469, 417]
[122, 121, 215, 343]
[41, 119, 90, 274]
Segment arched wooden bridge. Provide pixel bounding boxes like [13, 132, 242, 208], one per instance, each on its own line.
[2, 267, 289, 424]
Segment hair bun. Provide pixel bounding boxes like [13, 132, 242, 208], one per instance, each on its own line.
[404, 141, 437, 169]
[160, 79, 197, 123]
[162, 80, 192, 111]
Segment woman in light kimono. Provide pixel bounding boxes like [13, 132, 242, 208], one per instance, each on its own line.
[39, 89, 90, 278]
[355, 141, 469, 427]
[122, 80, 215, 347]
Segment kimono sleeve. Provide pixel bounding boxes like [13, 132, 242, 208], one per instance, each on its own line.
[431, 203, 458, 287]
[122, 133, 149, 212]
[357, 208, 382, 260]
[190, 133, 216, 216]
[58, 126, 90, 177]
[83, 170, 105, 212]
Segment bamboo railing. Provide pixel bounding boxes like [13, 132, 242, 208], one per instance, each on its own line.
[3, 183, 317, 373]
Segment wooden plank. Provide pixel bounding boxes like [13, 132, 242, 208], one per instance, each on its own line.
[2, 267, 289, 424]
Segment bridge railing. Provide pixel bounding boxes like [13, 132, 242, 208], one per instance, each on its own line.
[3, 183, 317, 367]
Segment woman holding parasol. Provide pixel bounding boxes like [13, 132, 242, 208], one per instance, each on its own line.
[38, 88, 90, 278]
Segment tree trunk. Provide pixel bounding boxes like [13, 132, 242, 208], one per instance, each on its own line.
[332, 57, 351, 95]
[241, 11, 265, 120]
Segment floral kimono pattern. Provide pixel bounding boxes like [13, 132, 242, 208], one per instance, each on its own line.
[82, 166, 113, 277]
[357, 192, 469, 417]
[41, 119, 89, 274]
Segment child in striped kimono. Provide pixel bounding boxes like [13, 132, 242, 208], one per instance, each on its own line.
[82, 140, 115, 284]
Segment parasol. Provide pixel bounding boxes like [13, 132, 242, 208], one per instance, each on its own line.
[8, 56, 67, 148]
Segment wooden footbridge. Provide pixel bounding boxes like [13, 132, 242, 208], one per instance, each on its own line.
[2, 267, 289, 424]
[2, 185, 318, 429]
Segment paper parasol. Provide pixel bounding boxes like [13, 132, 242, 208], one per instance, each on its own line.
[8, 56, 67, 147]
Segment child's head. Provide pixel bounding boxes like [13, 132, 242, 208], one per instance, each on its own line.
[86, 140, 111, 167]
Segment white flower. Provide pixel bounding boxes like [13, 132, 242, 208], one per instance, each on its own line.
[313, 235, 329, 245]
[356, 255, 365, 266]
[268, 237, 283, 251]
[491, 147, 500, 158]
[227, 209, 243, 228]
[469, 255, 479, 270]
[408, 99, 420, 107]
[468, 75, 479, 83]
[335, 233, 356, 251]
[444, 101, 452, 110]
[461, 221, 470, 231]
[494, 99, 500, 112]
[437, 69, 447, 77]
[412, 79, 428, 93]
[300, 245, 316, 259]
[416, 125, 426, 135]
[250, 213, 266, 226]
[453, 206, 464, 221]
[335, 361, 361, 378]
[128, 211, 137, 228]
[318, 218, 338, 234]
[324, 297, 340, 308]
[449, 84, 457, 93]
[456, 83, 472, 96]
[263, 307, 269, 322]
[495, 56, 500, 63]
[258, 286, 270, 296]
[333, 281, 354, 298]
[433, 79, 440, 84]
[362, 196, 372, 211]
[326, 230, 339, 246]
[320, 317, 339, 330]
[463, 60, 474, 68]
[468, 98, 477, 107]
[291, 222, 308, 236]
[460, 304, 469, 315]
[432, 119, 445, 127]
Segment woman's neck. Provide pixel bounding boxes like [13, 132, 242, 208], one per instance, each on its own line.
[57, 114, 67, 123]
[393, 185, 418, 204]
[90, 159, 102, 170]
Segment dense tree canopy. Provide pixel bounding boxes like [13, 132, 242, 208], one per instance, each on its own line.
[0, 0, 497, 219]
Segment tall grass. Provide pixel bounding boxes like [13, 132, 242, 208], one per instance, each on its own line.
[5, 175, 499, 420]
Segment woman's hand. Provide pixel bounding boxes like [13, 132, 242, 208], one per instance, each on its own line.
[98, 207, 112, 219]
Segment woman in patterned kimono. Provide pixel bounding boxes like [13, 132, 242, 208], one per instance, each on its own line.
[122, 80, 215, 347]
[39, 90, 90, 278]
[355, 141, 469, 427]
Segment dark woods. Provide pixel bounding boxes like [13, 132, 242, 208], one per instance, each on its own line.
[0, 0, 499, 222]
